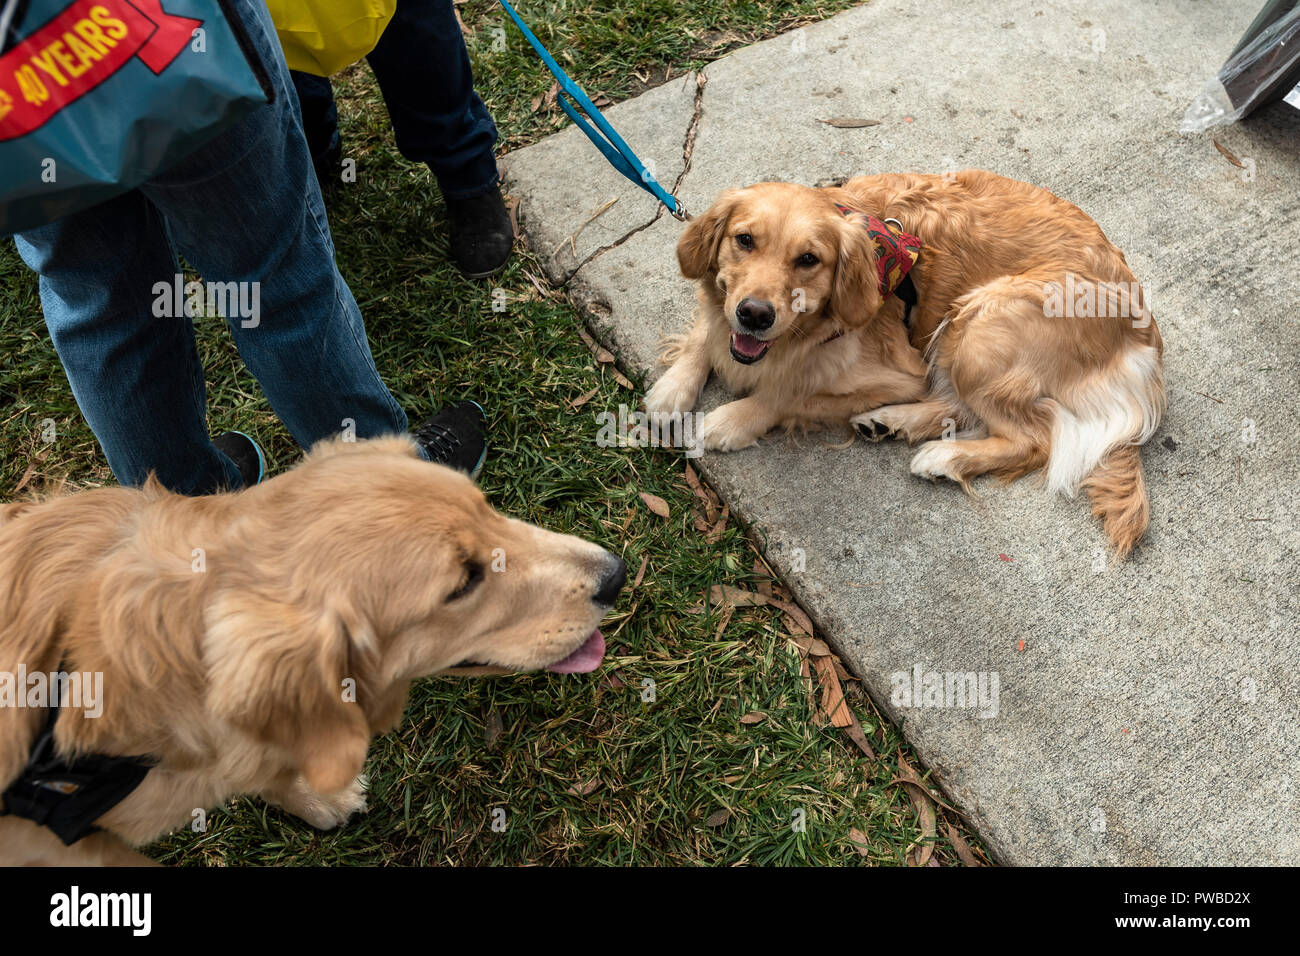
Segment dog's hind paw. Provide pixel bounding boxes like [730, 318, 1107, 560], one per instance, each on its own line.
[909, 441, 963, 482]
[851, 408, 901, 442]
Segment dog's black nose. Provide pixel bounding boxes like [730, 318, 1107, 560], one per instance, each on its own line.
[593, 553, 627, 606]
[735, 298, 775, 332]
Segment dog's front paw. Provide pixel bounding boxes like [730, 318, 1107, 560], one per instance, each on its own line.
[698, 403, 765, 452]
[282, 773, 369, 830]
[910, 441, 963, 482]
[644, 365, 704, 416]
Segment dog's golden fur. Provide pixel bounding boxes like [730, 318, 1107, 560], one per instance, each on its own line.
[0, 437, 619, 865]
[647, 171, 1165, 555]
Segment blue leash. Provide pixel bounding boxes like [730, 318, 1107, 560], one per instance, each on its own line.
[497, 0, 689, 221]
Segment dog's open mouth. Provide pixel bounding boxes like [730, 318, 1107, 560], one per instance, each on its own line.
[730, 332, 771, 364]
[545, 629, 605, 674]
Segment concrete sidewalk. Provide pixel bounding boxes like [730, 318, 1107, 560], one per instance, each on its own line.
[503, 0, 1299, 865]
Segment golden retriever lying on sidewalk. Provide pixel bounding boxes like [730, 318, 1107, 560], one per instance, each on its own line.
[0, 437, 625, 865]
[646, 170, 1165, 555]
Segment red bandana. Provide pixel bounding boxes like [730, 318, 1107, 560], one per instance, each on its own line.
[835, 204, 921, 296]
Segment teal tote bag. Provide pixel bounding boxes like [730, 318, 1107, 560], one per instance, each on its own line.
[0, 0, 273, 235]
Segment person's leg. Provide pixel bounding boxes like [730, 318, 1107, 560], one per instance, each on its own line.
[13, 193, 243, 494]
[290, 70, 343, 186]
[365, 0, 500, 199]
[141, 0, 409, 451]
[365, 0, 512, 276]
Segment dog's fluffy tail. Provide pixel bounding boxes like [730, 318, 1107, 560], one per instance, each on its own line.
[1046, 345, 1164, 557]
[1080, 443, 1149, 558]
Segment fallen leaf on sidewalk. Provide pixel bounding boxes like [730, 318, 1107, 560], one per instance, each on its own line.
[1213, 139, 1245, 169]
[819, 117, 882, 128]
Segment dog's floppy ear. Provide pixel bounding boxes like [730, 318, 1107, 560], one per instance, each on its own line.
[677, 188, 744, 279]
[205, 590, 378, 794]
[830, 214, 885, 325]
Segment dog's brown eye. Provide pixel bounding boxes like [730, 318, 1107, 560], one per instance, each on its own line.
[735, 233, 754, 249]
[447, 562, 483, 602]
[796, 252, 819, 267]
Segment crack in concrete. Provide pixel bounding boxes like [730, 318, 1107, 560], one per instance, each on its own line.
[561, 71, 708, 287]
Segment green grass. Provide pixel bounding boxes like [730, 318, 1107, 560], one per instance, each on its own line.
[0, 0, 986, 866]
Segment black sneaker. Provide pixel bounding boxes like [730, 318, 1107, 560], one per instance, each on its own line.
[213, 430, 266, 488]
[412, 401, 487, 479]
[445, 189, 514, 278]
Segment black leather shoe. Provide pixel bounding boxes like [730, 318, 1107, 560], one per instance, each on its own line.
[446, 189, 514, 278]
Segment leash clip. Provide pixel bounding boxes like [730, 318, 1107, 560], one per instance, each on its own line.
[669, 200, 690, 222]
[883, 217, 904, 232]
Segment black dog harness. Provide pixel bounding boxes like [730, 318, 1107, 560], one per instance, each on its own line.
[0, 687, 154, 846]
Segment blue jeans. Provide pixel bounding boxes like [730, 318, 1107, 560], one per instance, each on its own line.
[292, 0, 500, 199]
[13, 0, 408, 495]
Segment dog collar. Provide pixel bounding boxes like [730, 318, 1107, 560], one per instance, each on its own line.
[834, 204, 922, 297]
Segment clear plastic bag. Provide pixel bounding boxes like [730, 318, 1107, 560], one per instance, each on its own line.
[1180, 1, 1300, 133]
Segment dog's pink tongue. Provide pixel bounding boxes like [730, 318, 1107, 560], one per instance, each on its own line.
[732, 333, 768, 358]
[545, 629, 606, 674]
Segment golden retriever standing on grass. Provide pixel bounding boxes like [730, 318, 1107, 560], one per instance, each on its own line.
[0, 437, 625, 865]
[646, 170, 1165, 556]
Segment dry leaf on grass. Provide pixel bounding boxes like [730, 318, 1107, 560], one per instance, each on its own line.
[739, 712, 767, 725]
[847, 827, 871, 856]
[813, 655, 854, 728]
[631, 555, 649, 589]
[705, 502, 729, 543]
[712, 602, 735, 640]
[709, 584, 767, 607]
[639, 492, 670, 518]
[767, 598, 814, 637]
[683, 462, 720, 523]
[483, 710, 503, 750]
[569, 386, 600, 410]
[841, 717, 877, 760]
[892, 755, 939, 866]
[944, 820, 984, 866]
[704, 808, 730, 827]
[567, 779, 601, 797]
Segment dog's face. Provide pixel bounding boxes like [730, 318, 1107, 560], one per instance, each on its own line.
[203, 437, 624, 791]
[677, 182, 884, 364]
